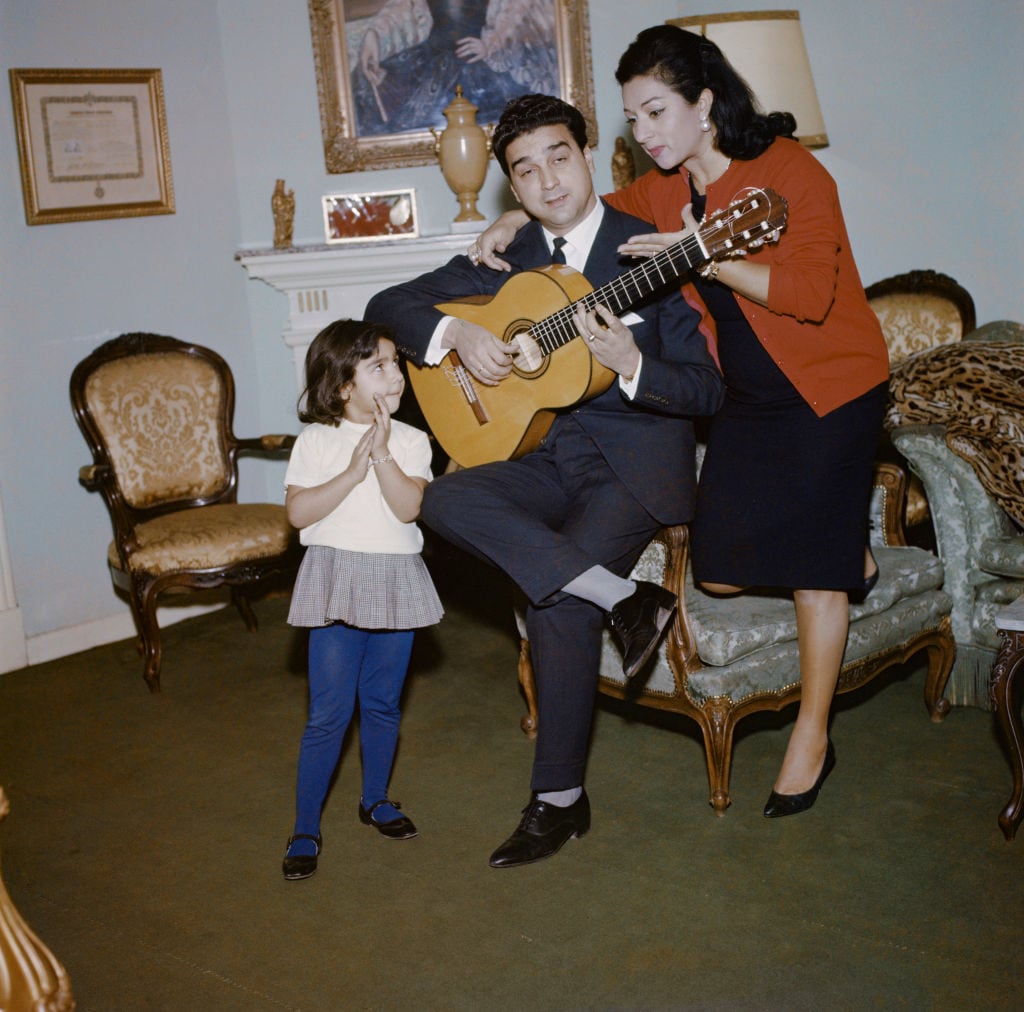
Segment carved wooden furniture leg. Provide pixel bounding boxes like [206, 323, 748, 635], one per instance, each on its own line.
[992, 596, 1024, 841]
[0, 787, 76, 1011]
[517, 639, 538, 739]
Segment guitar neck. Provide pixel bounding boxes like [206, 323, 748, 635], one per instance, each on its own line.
[531, 232, 707, 354]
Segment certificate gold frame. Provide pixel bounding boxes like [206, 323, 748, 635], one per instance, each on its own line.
[9, 68, 175, 226]
[308, 0, 598, 173]
[322, 188, 419, 243]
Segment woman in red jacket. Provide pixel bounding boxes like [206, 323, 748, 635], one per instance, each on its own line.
[474, 25, 889, 818]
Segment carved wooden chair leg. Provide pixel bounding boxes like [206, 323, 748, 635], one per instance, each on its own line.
[136, 585, 163, 694]
[517, 638, 538, 739]
[923, 620, 956, 721]
[700, 698, 736, 815]
[0, 787, 76, 1010]
[231, 587, 259, 632]
[991, 624, 1024, 841]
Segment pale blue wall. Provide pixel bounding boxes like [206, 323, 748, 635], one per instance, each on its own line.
[1, 0, 1021, 659]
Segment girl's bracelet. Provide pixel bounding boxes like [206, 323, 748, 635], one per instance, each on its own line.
[370, 453, 394, 466]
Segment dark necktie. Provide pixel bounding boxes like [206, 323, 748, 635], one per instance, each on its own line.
[551, 236, 568, 264]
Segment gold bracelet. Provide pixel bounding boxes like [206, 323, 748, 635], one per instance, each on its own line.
[698, 260, 720, 281]
[370, 454, 394, 466]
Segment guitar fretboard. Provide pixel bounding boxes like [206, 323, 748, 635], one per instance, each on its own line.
[528, 232, 706, 356]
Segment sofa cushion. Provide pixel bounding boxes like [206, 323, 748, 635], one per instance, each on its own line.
[978, 535, 1024, 579]
[687, 546, 945, 667]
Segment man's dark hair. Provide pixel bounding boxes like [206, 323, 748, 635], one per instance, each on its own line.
[491, 94, 589, 176]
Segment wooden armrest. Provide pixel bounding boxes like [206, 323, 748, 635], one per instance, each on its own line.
[78, 463, 111, 490]
[236, 434, 297, 454]
[656, 524, 702, 675]
[872, 461, 909, 547]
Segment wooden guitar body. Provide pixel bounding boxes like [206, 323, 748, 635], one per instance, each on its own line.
[408, 265, 613, 467]
[405, 187, 788, 468]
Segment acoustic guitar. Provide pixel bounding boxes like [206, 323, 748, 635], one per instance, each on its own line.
[408, 187, 787, 468]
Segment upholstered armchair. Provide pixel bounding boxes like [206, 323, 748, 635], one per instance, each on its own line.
[890, 427, 1024, 708]
[515, 462, 956, 814]
[71, 332, 301, 692]
[885, 330, 1024, 708]
[866, 269, 977, 543]
[866, 268, 976, 366]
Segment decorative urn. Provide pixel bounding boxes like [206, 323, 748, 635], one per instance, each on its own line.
[432, 86, 491, 228]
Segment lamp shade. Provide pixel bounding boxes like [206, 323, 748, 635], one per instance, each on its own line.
[669, 11, 828, 149]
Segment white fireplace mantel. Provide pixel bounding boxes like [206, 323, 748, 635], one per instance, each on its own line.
[236, 234, 479, 387]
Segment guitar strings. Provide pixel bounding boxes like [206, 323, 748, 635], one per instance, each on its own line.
[528, 233, 704, 355]
[524, 191, 780, 357]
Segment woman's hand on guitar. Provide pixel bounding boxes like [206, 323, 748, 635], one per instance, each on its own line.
[616, 202, 700, 259]
[449, 319, 517, 386]
[469, 210, 529, 271]
[572, 303, 640, 381]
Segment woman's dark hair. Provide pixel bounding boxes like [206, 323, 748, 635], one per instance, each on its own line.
[492, 93, 589, 176]
[298, 319, 395, 425]
[615, 25, 795, 161]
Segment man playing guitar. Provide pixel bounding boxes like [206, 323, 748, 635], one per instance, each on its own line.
[366, 94, 723, 869]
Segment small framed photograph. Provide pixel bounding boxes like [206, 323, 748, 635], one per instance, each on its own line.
[9, 67, 175, 226]
[321, 189, 418, 244]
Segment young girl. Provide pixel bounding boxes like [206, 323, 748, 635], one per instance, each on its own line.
[281, 319, 443, 881]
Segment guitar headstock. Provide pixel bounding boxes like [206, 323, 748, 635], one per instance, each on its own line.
[700, 187, 788, 260]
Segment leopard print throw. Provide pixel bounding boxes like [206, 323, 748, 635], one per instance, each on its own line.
[886, 339, 1024, 528]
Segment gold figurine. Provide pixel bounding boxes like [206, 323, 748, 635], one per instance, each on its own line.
[272, 179, 295, 248]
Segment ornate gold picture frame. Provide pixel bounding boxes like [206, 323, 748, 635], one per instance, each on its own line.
[308, 0, 597, 173]
[9, 68, 175, 226]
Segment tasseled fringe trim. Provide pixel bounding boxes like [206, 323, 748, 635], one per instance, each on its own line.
[945, 644, 997, 710]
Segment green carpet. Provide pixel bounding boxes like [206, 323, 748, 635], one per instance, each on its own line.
[1, 546, 1021, 1010]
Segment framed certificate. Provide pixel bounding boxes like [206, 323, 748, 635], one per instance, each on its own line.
[9, 67, 175, 225]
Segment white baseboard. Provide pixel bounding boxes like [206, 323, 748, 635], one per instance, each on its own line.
[10, 599, 227, 673]
[0, 607, 28, 673]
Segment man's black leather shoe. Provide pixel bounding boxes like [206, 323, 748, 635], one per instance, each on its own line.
[489, 790, 590, 868]
[608, 580, 677, 679]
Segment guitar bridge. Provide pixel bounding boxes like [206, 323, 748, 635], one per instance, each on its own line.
[444, 352, 489, 426]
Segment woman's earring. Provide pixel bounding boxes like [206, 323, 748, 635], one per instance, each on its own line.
[700, 115, 711, 133]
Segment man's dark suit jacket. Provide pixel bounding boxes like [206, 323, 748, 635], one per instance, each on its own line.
[366, 200, 723, 526]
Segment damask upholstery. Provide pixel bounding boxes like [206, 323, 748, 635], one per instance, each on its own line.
[515, 464, 956, 813]
[892, 425, 1024, 709]
[865, 268, 976, 366]
[71, 332, 300, 692]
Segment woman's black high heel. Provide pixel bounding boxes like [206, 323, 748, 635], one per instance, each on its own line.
[763, 738, 836, 818]
[849, 550, 879, 604]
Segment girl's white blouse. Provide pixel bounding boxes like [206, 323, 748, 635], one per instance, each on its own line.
[285, 417, 433, 554]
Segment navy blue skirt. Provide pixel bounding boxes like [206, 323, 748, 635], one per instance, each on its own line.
[689, 275, 886, 590]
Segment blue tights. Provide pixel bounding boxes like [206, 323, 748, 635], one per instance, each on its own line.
[289, 624, 414, 854]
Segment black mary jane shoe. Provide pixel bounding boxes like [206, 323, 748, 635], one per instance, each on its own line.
[763, 739, 836, 819]
[358, 799, 418, 840]
[282, 833, 322, 881]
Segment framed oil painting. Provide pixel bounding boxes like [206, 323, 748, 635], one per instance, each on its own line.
[322, 188, 418, 242]
[9, 68, 175, 226]
[307, 0, 597, 173]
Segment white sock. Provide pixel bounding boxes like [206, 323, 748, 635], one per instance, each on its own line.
[562, 566, 635, 611]
[537, 787, 583, 807]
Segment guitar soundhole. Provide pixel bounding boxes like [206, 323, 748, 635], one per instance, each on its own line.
[507, 326, 548, 379]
